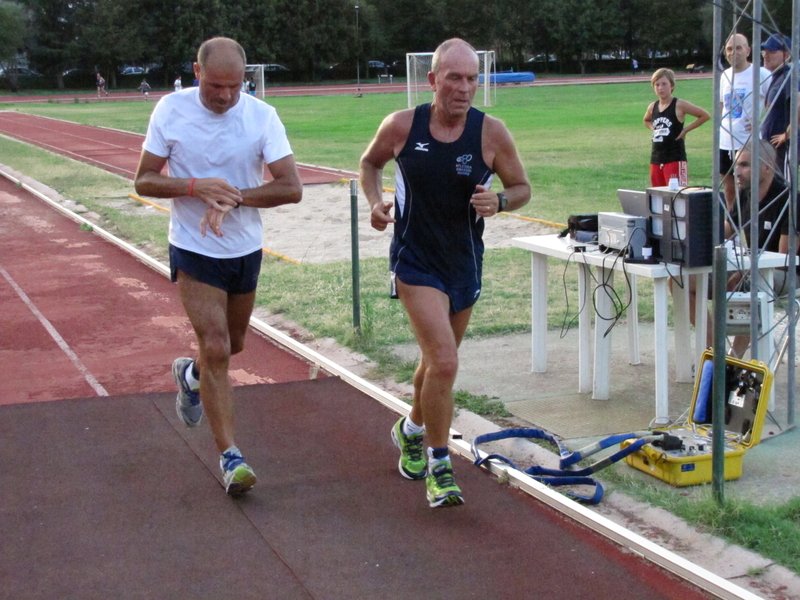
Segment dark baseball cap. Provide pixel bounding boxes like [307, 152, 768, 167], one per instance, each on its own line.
[762, 33, 791, 52]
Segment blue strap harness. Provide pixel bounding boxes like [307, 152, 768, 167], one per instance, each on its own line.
[471, 428, 667, 504]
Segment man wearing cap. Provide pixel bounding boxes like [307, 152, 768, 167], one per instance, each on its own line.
[761, 32, 798, 176]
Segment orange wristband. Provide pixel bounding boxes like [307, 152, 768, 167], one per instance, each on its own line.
[188, 178, 196, 197]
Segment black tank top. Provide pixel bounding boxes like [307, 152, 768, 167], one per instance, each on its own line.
[650, 97, 686, 164]
[391, 104, 493, 287]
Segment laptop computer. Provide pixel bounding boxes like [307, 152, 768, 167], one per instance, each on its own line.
[617, 189, 648, 217]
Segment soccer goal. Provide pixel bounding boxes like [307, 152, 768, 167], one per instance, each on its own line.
[245, 64, 267, 98]
[406, 50, 496, 109]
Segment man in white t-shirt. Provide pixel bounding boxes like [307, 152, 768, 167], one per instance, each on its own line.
[719, 33, 771, 208]
[134, 37, 302, 496]
[174, 76, 182, 92]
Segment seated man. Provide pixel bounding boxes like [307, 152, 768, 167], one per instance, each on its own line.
[726, 139, 800, 357]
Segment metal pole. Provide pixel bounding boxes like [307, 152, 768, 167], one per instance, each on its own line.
[788, 0, 800, 427]
[711, 0, 723, 249]
[712, 246, 728, 505]
[350, 179, 361, 331]
[355, 6, 360, 87]
[749, 0, 763, 361]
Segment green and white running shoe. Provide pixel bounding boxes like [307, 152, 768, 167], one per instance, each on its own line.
[426, 457, 464, 508]
[390, 417, 427, 480]
[220, 447, 257, 497]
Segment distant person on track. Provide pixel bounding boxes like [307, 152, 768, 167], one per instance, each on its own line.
[134, 37, 302, 497]
[96, 73, 108, 98]
[139, 78, 151, 100]
[719, 33, 771, 209]
[174, 76, 182, 92]
[360, 38, 530, 508]
[644, 68, 710, 187]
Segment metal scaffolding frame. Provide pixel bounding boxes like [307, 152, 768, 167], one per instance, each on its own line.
[712, 0, 798, 430]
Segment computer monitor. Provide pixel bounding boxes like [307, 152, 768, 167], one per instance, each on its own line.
[645, 186, 720, 268]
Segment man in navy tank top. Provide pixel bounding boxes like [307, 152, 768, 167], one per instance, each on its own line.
[360, 38, 530, 508]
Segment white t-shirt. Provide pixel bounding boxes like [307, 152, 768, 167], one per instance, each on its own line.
[142, 87, 293, 258]
[719, 64, 772, 150]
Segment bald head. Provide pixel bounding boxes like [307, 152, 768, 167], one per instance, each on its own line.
[197, 37, 247, 73]
[725, 33, 751, 71]
[194, 37, 247, 114]
[431, 38, 478, 74]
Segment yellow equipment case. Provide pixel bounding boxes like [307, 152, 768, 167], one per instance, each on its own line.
[621, 349, 773, 486]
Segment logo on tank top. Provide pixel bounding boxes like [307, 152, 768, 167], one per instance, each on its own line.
[415, 142, 429, 152]
[652, 117, 673, 143]
[456, 154, 473, 176]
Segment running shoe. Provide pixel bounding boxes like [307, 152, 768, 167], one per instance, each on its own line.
[426, 457, 464, 508]
[172, 357, 203, 427]
[390, 416, 427, 480]
[220, 448, 257, 496]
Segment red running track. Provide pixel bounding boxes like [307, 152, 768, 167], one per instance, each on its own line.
[0, 174, 315, 405]
[0, 111, 356, 184]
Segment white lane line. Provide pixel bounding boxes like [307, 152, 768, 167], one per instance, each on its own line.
[1, 266, 108, 397]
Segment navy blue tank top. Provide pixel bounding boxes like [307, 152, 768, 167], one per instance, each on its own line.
[390, 104, 493, 288]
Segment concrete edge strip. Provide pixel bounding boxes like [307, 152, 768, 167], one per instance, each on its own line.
[0, 166, 761, 600]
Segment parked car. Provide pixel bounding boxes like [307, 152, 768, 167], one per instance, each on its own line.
[119, 66, 144, 75]
[264, 64, 289, 72]
[367, 60, 386, 69]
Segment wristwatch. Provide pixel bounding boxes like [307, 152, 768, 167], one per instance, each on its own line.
[497, 192, 508, 212]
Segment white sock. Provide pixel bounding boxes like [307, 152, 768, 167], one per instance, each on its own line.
[403, 416, 424, 436]
[184, 363, 200, 390]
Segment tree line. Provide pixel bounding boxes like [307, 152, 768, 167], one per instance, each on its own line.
[0, 0, 796, 91]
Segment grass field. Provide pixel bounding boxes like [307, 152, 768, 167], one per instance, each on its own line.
[5, 81, 800, 576]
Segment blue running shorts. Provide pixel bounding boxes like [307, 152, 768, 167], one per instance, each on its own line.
[391, 267, 481, 315]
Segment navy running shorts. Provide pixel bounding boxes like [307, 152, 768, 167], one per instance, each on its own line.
[169, 245, 262, 294]
[391, 268, 481, 315]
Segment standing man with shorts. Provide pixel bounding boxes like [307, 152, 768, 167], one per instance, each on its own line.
[719, 33, 771, 209]
[360, 38, 530, 508]
[644, 68, 710, 187]
[134, 37, 302, 496]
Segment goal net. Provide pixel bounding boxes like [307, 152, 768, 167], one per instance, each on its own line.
[406, 50, 496, 109]
[245, 64, 267, 98]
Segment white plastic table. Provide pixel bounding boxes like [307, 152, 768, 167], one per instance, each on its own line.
[512, 234, 787, 424]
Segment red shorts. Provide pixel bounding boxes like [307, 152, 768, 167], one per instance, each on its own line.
[650, 162, 688, 187]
